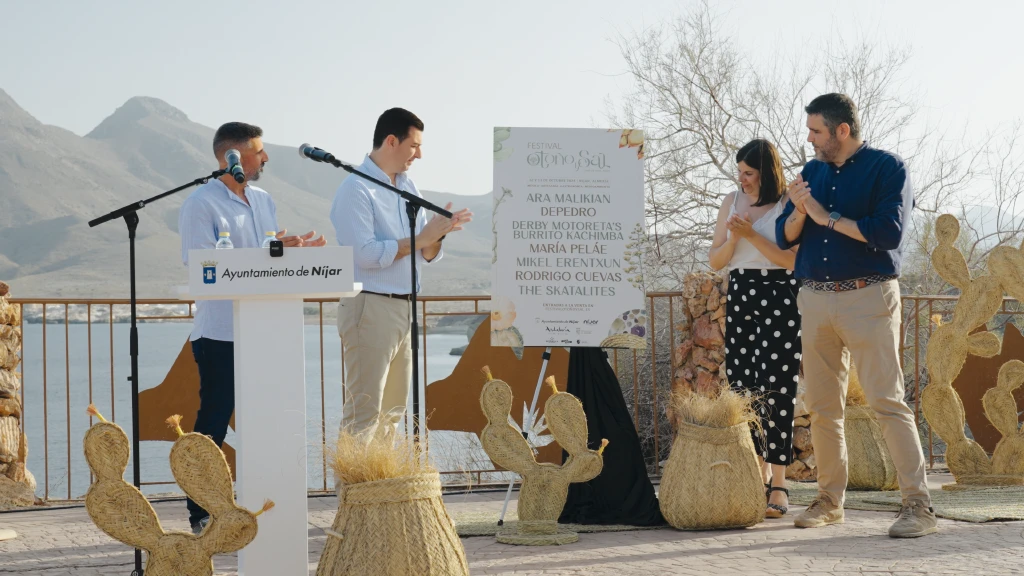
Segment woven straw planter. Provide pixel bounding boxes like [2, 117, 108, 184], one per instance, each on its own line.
[659, 421, 765, 530]
[845, 406, 899, 491]
[316, 472, 469, 576]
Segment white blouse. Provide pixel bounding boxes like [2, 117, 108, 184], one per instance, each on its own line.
[726, 192, 785, 271]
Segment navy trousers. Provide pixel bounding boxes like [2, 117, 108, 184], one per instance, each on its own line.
[186, 337, 234, 526]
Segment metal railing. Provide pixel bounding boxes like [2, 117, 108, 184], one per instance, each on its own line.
[6, 292, 986, 502]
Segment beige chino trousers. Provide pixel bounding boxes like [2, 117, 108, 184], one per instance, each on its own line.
[337, 292, 412, 437]
[798, 280, 930, 506]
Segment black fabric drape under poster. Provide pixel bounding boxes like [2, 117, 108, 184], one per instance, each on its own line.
[559, 347, 663, 526]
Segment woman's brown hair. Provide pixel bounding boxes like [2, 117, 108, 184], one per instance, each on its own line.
[735, 139, 786, 207]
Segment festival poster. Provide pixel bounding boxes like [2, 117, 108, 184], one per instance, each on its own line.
[491, 127, 647, 353]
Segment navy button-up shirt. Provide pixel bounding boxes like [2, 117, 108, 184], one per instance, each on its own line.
[775, 144, 914, 282]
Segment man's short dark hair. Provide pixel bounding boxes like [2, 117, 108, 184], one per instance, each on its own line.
[372, 108, 424, 149]
[805, 93, 861, 139]
[212, 122, 263, 158]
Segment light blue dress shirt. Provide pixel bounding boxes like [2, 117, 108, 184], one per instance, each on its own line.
[179, 179, 279, 342]
[330, 155, 441, 294]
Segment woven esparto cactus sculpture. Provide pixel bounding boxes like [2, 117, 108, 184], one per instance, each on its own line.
[479, 367, 606, 545]
[923, 214, 1024, 488]
[83, 407, 273, 576]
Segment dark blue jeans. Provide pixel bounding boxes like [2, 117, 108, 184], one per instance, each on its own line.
[187, 337, 234, 526]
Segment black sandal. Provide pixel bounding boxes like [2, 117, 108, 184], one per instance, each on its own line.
[766, 486, 789, 518]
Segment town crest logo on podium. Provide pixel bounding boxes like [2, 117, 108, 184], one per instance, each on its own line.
[202, 261, 217, 284]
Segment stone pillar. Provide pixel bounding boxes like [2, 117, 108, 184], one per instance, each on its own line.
[671, 272, 729, 396]
[0, 281, 35, 509]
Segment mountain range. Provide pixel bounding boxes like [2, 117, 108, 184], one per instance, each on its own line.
[0, 88, 491, 298]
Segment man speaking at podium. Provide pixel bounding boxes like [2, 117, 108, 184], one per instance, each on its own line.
[331, 108, 472, 437]
[178, 122, 325, 535]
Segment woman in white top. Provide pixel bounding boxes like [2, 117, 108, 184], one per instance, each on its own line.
[709, 139, 800, 518]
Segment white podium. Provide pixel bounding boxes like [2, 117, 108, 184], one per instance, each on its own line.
[179, 246, 360, 576]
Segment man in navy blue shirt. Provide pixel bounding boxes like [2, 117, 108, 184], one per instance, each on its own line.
[776, 93, 936, 538]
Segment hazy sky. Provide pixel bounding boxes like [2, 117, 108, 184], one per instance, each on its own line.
[1, 0, 1020, 196]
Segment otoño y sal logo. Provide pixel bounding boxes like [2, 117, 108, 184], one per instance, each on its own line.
[202, 261, 217, 284]
[525, 147, 610, 171]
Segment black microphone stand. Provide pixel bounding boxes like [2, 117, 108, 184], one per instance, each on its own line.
[88, 168, 231, 576]
[311, 152, 451, 442]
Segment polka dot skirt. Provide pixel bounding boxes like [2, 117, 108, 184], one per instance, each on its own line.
[724, 268, 802, 466]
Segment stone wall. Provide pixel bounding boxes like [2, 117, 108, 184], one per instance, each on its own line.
[0, 281, 36, 507]
[671, 272, 816, 481]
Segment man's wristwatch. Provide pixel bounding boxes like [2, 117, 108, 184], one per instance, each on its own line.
[827, 211, 841, 230]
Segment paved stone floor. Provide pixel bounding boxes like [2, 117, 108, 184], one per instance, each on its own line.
[1, 475, 1022, 575]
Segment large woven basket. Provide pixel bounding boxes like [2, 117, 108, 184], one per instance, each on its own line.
[845, 405, 899, 491]
[659, 421, 765, 530]
[316, 471, 469, 576]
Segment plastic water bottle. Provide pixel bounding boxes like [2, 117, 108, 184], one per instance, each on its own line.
[261, 231, 276, 248]
[215, 231, 233, 249]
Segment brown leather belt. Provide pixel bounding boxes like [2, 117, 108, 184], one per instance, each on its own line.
[838, 279, 868, 291]
[363, 290, 412, 301]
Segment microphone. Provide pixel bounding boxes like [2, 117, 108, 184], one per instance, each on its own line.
[298, 143, 337, 164]
[224, 149, 245, 183]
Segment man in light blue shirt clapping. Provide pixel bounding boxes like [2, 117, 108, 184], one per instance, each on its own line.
[178, 122, 325, 534]
[331, 108, 472, 437]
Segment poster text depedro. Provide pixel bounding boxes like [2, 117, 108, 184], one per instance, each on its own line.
[492, 127, 648, 350]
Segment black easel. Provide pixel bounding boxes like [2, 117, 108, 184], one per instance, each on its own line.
[88, 168, 231, 576]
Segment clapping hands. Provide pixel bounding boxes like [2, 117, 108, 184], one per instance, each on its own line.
[787, 175, 811, 215]
[727, 212, 755, 239]
[423, 202, 474, 244]
[276, 229, 327, 248]
[787, 175, 831, 224]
